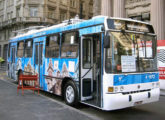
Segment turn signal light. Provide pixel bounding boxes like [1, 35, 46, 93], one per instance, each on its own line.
[108, 87, 114, 92]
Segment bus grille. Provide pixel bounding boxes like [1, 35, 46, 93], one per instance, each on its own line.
[122, 89, 151, 95]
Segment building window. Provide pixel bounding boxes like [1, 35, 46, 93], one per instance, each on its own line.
[8, 0, 13, 6]
[45, 35, 60, 58]
[25, 39, 33, 57]
[11, 11, 13, 19]
[17, 41, 24, 57]
[16, 7, 20, 17]
[82, 2, 85, 12]
[89, 4, 93, 13]
[61, 32, 79, 58]
[130, 13, 150, 22]
[7, 12, 12, 20]
[0, 15, 3, 22]
[7, 13, 10, 19]
[142, 12, 150, 22]
[61, 0, 67, 5]
[0, 1, 3, 9]
[70, 0, 76, 8]
[29, 7, 38, 17]
[11, 0, 14, 5]
[60, 12, 67, 21]
[48, 7, 55, 19]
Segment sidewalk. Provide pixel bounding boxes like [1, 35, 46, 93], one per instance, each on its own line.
[0, 78, 98, 120]
[160, 89, 165, 96]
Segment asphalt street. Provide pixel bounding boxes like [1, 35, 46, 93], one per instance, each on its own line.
[79, 96, 165, 120]
[0, 71, 165, 120]
[0, 79, 98, 120]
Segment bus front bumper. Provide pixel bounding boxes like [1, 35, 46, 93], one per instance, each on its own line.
[102, 88, 160, 111]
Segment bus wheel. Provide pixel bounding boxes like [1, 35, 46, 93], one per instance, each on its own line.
[64, 81, 78, 106]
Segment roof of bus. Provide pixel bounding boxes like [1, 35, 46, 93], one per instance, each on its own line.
[10, 16, 106, 42]
[9, 16, 152, 43]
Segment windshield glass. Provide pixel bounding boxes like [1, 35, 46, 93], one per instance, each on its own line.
[105, 31, 157, 73]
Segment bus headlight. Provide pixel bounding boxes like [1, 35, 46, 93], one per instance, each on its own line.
[120, 86, 124, 91]
[156, 82, 160, 87]
[114, 87, 118, 92]
[152, 83, 155, 88]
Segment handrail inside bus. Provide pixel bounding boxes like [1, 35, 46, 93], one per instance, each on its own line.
[81, 66, 93, 79]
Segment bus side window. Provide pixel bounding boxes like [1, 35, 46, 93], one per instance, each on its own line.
[17, 41, 24, 57]
[25, 39, 33, 57]
[61, 32, 79, 58]
[45, 34, 60, 58]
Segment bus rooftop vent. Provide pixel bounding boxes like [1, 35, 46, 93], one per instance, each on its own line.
[62, 15, 85, 25]
[13, 26, 46, 36]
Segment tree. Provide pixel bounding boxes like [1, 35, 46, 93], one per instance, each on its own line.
[0, 57, 5, 63]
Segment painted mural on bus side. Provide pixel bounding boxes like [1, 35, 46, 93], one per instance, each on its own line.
[45, 59, 78, 95]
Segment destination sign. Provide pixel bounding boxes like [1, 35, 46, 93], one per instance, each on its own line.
[107, 19, 154, 33]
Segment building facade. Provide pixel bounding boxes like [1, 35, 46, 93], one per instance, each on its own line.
[0, 0, 93, 64]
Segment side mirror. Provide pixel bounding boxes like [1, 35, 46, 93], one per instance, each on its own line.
[104, 33, 110, 48]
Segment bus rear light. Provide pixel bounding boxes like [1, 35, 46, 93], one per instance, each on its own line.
[108, 87, 114, 92]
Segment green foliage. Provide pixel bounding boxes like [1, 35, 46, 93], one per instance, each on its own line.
[0, 57, 5, 63]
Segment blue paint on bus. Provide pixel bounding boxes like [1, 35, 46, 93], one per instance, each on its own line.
[114, 73, 159, 86]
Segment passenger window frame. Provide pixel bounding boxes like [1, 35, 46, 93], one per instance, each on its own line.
[17, 41, 24, 58]
[24, 39, 33, 58]
[61, 31, 79, 58]
[45, 34, 60, 58]
[82, 38, 92, 69]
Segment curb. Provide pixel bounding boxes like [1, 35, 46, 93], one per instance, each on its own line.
[160, 89, 165, 96]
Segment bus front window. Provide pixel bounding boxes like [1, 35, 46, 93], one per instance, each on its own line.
[105, 32, 157, 73]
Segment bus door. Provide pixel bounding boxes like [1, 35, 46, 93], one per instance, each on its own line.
[34, 42, 44, 88]
[10, 46, 16, 79]
[80, 36, 93, 101]
[80, 34, 101, 107]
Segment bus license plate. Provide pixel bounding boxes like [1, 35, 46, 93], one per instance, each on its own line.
[134, 101, 143, 106]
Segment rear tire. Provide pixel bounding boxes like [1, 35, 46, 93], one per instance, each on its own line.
[64, 81, 78, 106]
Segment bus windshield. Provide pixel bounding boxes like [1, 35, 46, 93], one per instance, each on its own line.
[105, 31, 158, 73]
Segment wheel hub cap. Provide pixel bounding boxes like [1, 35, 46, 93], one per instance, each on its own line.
[66, 86, 74, 103]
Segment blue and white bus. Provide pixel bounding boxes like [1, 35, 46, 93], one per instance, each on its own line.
[8, 16, 159, 110]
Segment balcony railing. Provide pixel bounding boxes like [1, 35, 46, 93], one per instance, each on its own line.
[0, 17, 57, 28]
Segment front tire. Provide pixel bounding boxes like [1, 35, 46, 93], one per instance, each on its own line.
[64, 81, 78, 106]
